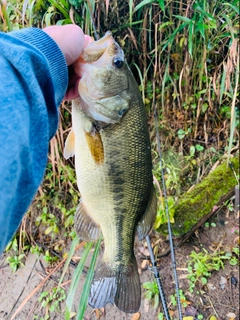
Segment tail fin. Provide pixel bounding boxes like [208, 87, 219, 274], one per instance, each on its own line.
[88, 258, 141, 313]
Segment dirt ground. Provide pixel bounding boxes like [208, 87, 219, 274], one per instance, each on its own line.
[0, 207, 239, 320]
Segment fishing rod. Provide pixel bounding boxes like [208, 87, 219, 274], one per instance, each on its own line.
[145, 235, 171, 319]
[152, 76, 183, 320]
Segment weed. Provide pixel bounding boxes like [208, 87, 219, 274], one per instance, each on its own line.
[5, 231, 30, 271]
[7, 254, 25, 272]
[227, 246, 240, 266]
[38, 287, 66, 318]
[142, 280, 159, 309]
[154, 196, 175, 229]
[177, 128, 192, 140]
[224, 199, 235, 212]
[158, 313, 164, 320]
[204, 222, 216, 228]
[30, 244, 43, 256]
[43, 250, 58, 264]
[170, 289, 189, 308]
[36, 206, 59, 236]
[187, 247, 236, 292]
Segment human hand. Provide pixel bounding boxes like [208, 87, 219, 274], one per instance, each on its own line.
[44, 24, 88, 100]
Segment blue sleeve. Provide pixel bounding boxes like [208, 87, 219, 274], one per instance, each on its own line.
[0, 28, 68, 253]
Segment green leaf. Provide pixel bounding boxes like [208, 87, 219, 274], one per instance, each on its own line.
[174, 15, 191, 23]
[196, 17, 205, 39]
[133, 0, 155, 13]
[48, 0, 69, 18]
[223, 2, 240, 14]
[65, 242, 93, 320]
[188, 21, 194, 57]
[159, 21, 174, 31]
[178, 129, 186, 140]
[201, 103, 208, 113]
[76, 238, 102, 319]
[201, 277, 208, 285]
[129, 0, 133, 25]
[220, 63, 227, 104]
[190, 145, 195, 157]
[58, 236, 79, 289]
[158, 313, 164, 320]
[45, 226, 53, 235]
[229, 257, 238, 266]
[158, 0, 165, 13]
[161, 22, 188, 52]
[196, 144, 204, 152]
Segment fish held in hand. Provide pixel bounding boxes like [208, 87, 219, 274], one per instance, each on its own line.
[64, 32, 157, 313]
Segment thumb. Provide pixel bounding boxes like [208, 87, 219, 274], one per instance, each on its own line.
[44, 24, 85, 66]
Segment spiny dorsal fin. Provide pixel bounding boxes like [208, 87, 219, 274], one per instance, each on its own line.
[85, 130, 104, 165]
[64, 129, 75, 159]
[75, 200, 102, 241]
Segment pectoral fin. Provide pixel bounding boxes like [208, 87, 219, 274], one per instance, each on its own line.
[75, 200, 102, 241]
[85, 130, 104, 165]
[64, 130, 75, 159]
[137, 187, 157, 240]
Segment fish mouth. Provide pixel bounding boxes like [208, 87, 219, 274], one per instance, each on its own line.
[82, 31, 115, 63]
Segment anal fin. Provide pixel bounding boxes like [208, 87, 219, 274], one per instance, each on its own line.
[137, 186, 157, 240]
[74, 200, 102, 241]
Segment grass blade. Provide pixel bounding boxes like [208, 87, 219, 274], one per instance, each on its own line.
[129, 0, 133, 25]
[227, 53, 239, 164]
[223, 2, 240, 15]
[188, 20, 194, 57]
[161, 58, 170, 112]
[1, 1, 13, 31]
[220, 62, 227, 104]
[65, 241, 93, 320]
[133, 0, 154, 13]
[76, 238, 102, 320]
[48, 0, 69, 18]
[159, 0, 165, 13]
[58, 236, 80, 288]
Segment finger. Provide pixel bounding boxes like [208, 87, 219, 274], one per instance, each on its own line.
[64, 79, 80, 101]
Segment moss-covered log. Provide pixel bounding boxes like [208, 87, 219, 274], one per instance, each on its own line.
[159, 155, 239, 237]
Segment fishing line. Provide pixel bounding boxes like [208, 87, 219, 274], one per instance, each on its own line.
[153, 80, 183, 320]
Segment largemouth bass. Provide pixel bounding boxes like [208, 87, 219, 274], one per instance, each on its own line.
[64, 32, 157, 313]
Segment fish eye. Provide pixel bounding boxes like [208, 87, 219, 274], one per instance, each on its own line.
[113, 58, 124, 69]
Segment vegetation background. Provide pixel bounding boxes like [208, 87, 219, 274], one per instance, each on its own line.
[0, 0, 239, 319]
